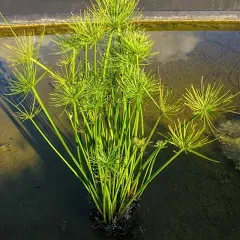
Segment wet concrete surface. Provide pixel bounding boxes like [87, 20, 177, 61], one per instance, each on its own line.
[0, 0, 240, 17]
[0, 31, 240, 239]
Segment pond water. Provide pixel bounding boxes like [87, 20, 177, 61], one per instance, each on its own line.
[0, 31, 240, 240]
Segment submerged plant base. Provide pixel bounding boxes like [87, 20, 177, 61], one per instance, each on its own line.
[89, 200, 140, 237]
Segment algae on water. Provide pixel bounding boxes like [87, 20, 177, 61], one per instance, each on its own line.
[217, 118, 240, 170]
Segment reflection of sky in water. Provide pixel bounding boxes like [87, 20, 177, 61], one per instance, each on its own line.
[0, 35, 56, 64]
[0, 32, 201, 64]
[151, 32, 201, 63]
[39, 33, 201, 64]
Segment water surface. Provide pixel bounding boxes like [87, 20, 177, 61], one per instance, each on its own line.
[0, 31, 240, 240]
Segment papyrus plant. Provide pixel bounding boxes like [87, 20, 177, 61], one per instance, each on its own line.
[1, 0, 238, 234]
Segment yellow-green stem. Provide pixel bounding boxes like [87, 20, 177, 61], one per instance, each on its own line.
[31, 119, 80, 180]
[85, 44, 88, 77]
[94, 43, 97, 76]
[119, 150, 183, 216]
[103, 31, 114, 78]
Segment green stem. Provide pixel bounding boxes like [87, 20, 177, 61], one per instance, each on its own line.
[32, 87, 79, 166]
[30, 119, 80, 180]
[188, 149, 219, 163]
[72, 48, 76, 83]
[131, 114, 162, 172]
[31, 87, 98, 199]
[80, 109, 93, 138]
[73, 102, 81, 163]
[34, 116, 101, 215]
[103, 31, 114, 78]
[119, 150, 183, 216]
[31, 119, 102, 213]
[85, 44, 88, 77]
[30, 57, 65, 83]
[140, 104, 144, 137]
[94, 42, 97, 76]
[132, 103, 140, 137]
[146, 114, 162, 147]
[184, 113, 200, 126]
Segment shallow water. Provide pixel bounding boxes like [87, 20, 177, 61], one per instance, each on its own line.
[0, 31, 240, 240]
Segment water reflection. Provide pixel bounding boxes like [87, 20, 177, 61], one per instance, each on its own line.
[0, 35, 55, 64]
[149, 31, 240, 104]
[151, 32, 201, 63]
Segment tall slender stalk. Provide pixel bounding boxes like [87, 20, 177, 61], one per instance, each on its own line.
[31, 118, 81, 180]
[85, 44, 88, 77]
[119, 150, 183, 216]
[94, 43, 97, 76]
[103, 31, 114, 78]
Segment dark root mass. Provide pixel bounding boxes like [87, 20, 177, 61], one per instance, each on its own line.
[89, 200, 140, 237]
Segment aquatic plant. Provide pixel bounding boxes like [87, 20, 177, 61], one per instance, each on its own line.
[183, 78, 238, 131]
[1, 0, 239, 236]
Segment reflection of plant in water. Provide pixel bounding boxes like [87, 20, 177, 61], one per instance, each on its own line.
[1, 0, 239, 236]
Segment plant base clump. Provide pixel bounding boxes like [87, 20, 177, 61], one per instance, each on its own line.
[90, 200, 140, 237]
[216, 117, 240, 170]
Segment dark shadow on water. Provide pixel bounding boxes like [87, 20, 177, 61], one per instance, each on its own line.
[0, 60, 107, 240]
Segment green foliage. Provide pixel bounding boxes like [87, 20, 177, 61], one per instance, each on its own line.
[183, 78, 238, 131]
[117, 25, 155, 64]
[55, 10, 107, 51]
[118, 65, 156, 103]
[147, 80, 183, 119]
[1, 0, 239, 230]
[92, 0, 139, 30]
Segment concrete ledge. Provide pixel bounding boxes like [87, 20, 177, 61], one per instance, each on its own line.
[0, 11, 239, 37]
